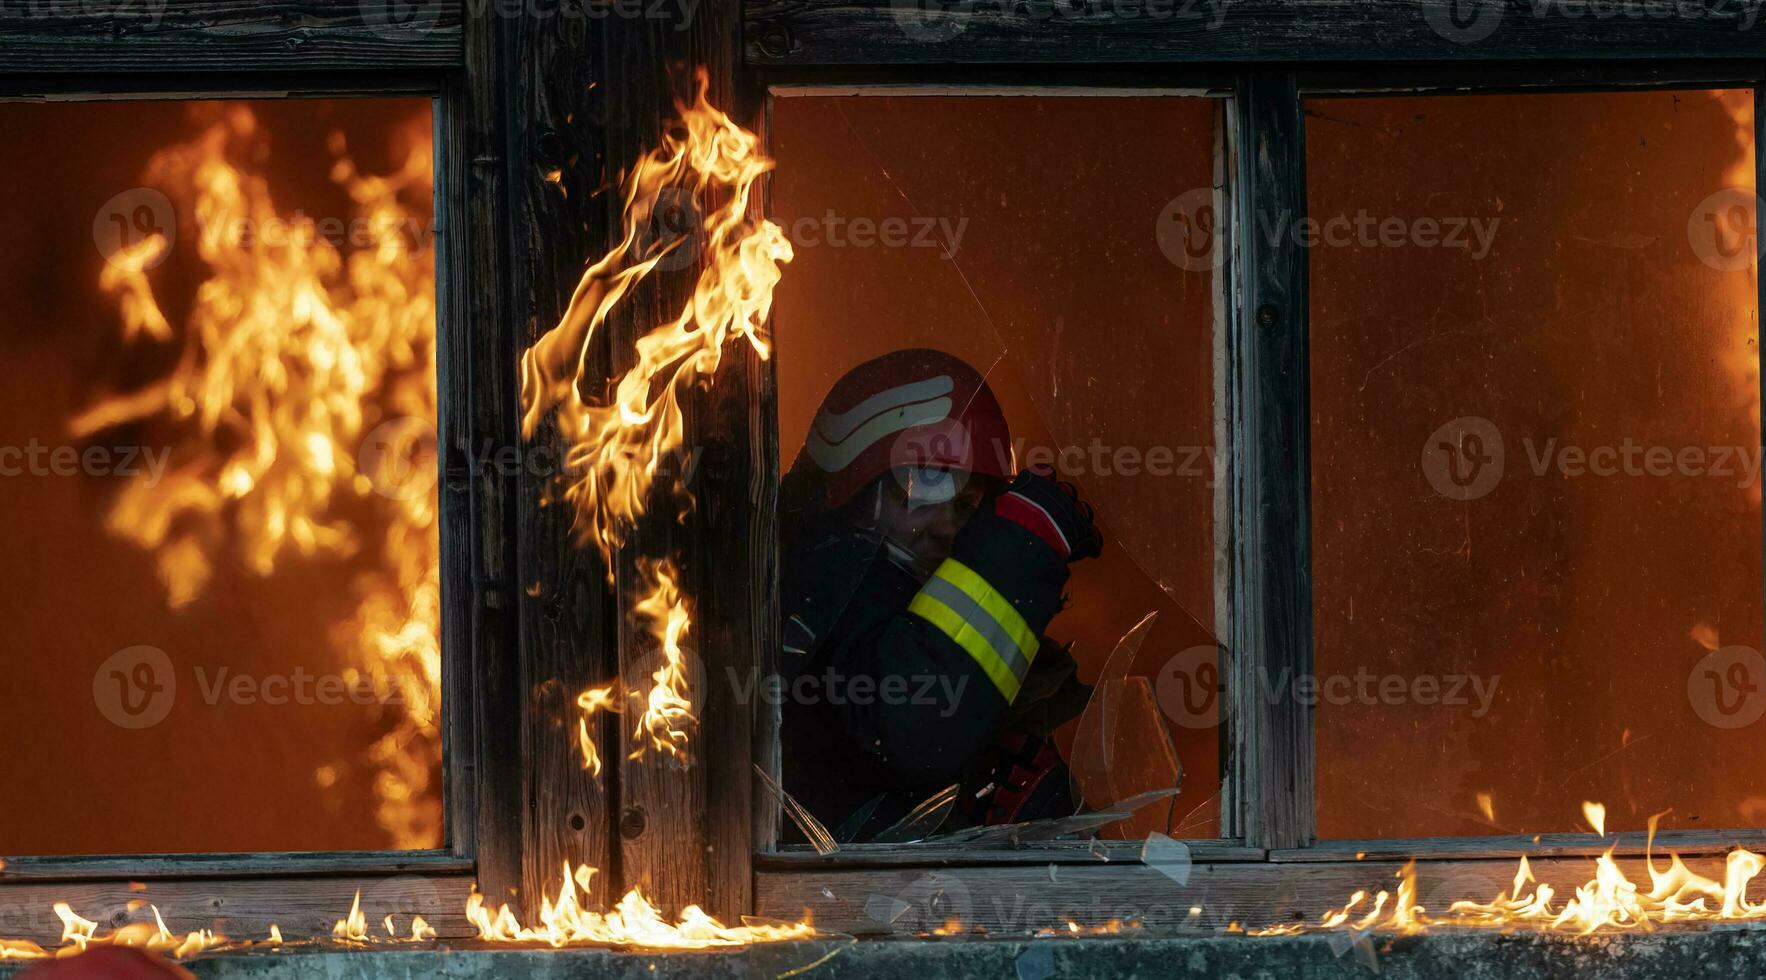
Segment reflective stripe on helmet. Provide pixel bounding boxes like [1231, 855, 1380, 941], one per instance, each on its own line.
[907, 558, 1038, 702]
[804, 394, 952, 474]
[805, 373, 960, 477]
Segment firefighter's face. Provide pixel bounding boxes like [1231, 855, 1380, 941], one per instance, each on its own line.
[879, 469, 990, 571]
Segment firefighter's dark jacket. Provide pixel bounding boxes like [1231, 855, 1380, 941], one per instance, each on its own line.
[780, 506, 1070, 831]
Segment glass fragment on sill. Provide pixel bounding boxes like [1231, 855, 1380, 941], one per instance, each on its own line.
[1142, 832, 1192, 886]
[900, 787, 1179, 848]
[755, 764, 838, 855]
[1069, 612, 1185, 838]
[834, 795, 886, 845]
[864, 894, 912, 925]
[871, 784, 961, 844]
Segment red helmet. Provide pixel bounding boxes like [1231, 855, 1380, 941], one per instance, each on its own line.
[804, 349, 1012, 509]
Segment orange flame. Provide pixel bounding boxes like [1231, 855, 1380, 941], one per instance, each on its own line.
[519, 70, 790, 568]
[49, 902, 224, 959]
[526, 70, 789, 769]
[629, 559, 696, 760]
[74, 105, 442, 849]
[1259, 803, 1766, 936]
[465, 862, 814, 949]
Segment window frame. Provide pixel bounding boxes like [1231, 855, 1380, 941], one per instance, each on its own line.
[756, 78, 1245, 861]
[4, 0, 1766, 949]
[0, 8, 520, 943]
[743, 6, 1766, 936]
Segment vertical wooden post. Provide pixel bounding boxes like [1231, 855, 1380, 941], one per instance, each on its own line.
[1231, 70, 1316, 851]
[499, 8, 619, 910]
[600, 3, 765, 920]
[440, 3, 522, 904]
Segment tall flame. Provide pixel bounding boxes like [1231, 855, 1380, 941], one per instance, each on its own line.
[519, 70, 790, 566]
[520, 70, 791, 763]
[74, 105, 442, 848]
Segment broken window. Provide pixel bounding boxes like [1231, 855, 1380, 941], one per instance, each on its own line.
[766, 92, 1226, 846]
[0, 98, 441, 855]
[1308, 89, 1763, 840]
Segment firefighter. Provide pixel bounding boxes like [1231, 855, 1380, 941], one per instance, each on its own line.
[779, 348, 1103, 841]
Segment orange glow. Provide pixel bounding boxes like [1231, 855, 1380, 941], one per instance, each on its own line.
[1263, 803, 1766, 935]
[72, 105, 442, 849]
[519, 69, 790, 568]
[332, 890, 368, 942]
[48, 902, 225, 959]
[465, 862, 815, 949]
[629, 559, 696, 760]
[575, 684, 619, 775]
[522, 69, 789, 779]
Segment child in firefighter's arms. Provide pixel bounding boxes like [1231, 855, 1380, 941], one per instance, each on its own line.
[779, 349, 1103, 842]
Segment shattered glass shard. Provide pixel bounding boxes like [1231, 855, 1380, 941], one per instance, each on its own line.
[755, 764, 839, 855]
[872, 784, 960, 844]
[1142, 832, 1193, 885]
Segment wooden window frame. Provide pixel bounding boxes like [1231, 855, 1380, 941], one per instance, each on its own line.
[742, 3, 1766, 937]
[0, 0, 765, 946]
[5, 0, 1766, 948]
[0, 3, 509, 944]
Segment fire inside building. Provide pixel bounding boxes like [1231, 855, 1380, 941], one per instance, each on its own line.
[2, 2, 1766, 978]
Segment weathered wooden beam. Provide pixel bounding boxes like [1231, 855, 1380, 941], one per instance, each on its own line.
[0, 1, 463, 74]
[448, 1, 523, 904]
[1275, 828, 1766, 863]
[601, 1, 765, 921]
[746, 0, 1766, 66]
[759, 842, 1268, 869]
[757, 854, 1748, 935]
[0, 852, 472, 883]
[500, 1, 619, 913]
[1230, 71, 1314, 851]
[0, 875, 478, 947]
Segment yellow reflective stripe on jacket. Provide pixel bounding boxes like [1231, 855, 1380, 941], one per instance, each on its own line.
[908, 558, 1038, 702]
